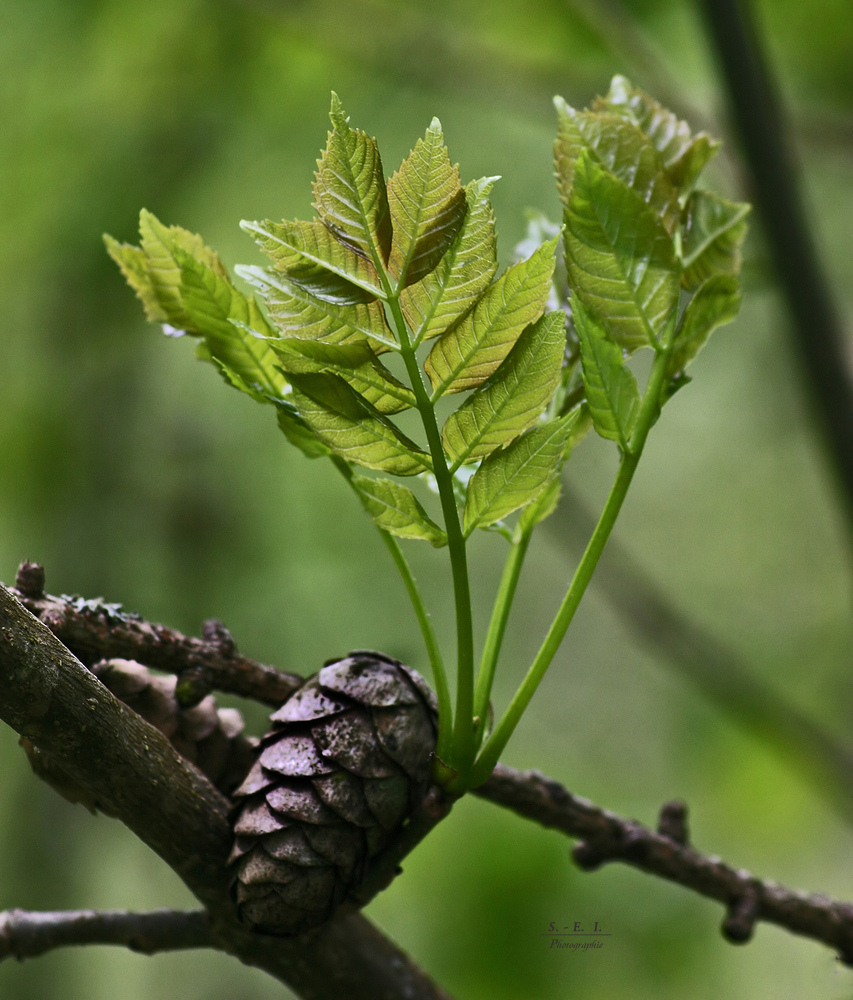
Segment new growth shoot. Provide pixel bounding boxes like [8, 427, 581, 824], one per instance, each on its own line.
[106, 77, 748, 794]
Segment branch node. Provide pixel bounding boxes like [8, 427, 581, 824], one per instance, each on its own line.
[175, 667, 212, 709]
[15, 562, 45, 599]
[571, 841, 607, 871]
[202, 619, 236, 656]
[657, 800, 690, 845]
[721, 883, 760, 944]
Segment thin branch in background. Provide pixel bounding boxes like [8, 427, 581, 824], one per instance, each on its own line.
[698, 0, 853, 545]
[554, 490, 853, 819]
[0, 909, 212, 962]
[476, 764, 853, 964]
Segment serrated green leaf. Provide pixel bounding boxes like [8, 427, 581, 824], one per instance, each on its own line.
[241, 219, 383, 301]
[137, 209, 229, 331]
[462, 413, 576, 535]
[237, 265, 395, 351]
[442, 312, 566, 469]
[351, 475, 447, 546]
[175, 251, 287, 401]
[272, 338, 414, 414]
[275, 401, 332, 458]
[313, 94, 392, 267]
[387, 118, 467, 289]
[565, 152, 679, 351]
[554, 99, 680, 236]
[425, 237, 557, 397]
[104, 235, 166, 323]
[682, 190, 750, 290]
[669, 274, 742, 375]
[288, 372, 429, 475]
[517, 474, 562, 534]
[573, 297, 641, 449]
[400, 177, 498, 344]
[594, 76, 719, 193]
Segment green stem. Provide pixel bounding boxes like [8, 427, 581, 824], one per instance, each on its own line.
[466, 347, 672, 789]
[473, 527, 533, 748]
[378, 530, 453, 757]
[386, 297, 476, 779]
[332, 455, 453, 754]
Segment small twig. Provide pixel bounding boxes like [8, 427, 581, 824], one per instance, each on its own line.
[475, 763, 853, 964]
[0, 909, 212, 962]
[10, 565, 301, 707]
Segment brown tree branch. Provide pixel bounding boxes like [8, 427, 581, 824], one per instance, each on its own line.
[475, 763, 853, 963]
[0, 909, 212, 962]
[0, 583, 453, 1000]
[11, 562, 300, 707]
[8, 569, 853, 975]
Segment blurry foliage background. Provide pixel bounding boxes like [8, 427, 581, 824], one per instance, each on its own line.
[2, 0, 853, 997]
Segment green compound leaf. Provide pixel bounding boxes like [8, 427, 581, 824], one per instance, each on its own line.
[272, 338, 414, 414]
[242, 219, 383, 301]
[288, 372, 430, 475]
[669, 274, 742, 376]
[313, 94, 392, 267]
[425, 237, 557, 397]
[682, 190, 750, 290]
[515, 403, 592, 534]
[175, 251, 288, 401]
[594, 75, 720, 194]
[103, 236, 166, 323]
[237, 265, 395, 351]
[554, 99, 680, 236]
[137, 210, 230, 332]
[517, 474, 562, 535]
[401, 176, 498, 344]
[442, 311, 566, 470]
[565, 152, 679, 352]
[573, 297, 640, 449]
[462, 413, 577, 535]
[387, 118, 467, 289]
[351, 474, 447, 546]
[275, 401, 333, 458]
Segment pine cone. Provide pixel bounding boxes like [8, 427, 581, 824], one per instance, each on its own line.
[21, 658, 257, 810]
[229, 651, 437, 936]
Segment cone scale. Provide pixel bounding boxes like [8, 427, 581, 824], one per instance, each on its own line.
[229, 652, 438, 935]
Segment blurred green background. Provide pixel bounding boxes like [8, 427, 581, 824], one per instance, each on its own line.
[2, 0, 853, 996]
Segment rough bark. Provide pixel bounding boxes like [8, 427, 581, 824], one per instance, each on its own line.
[0, 584, 452, 1000]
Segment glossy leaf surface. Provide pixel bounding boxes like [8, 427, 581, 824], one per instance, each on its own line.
[442, 311, 566, 469]
[565, 153, 679, 351]
[351, 475, 447, 546]
[669, 274, 742, 375]
[425, 237, 557, 396]
[682, 191, 750, 290]
[462, 413, 577, 534]
[273, 339, 414, 414]
[288, 373, 429, 475]
[573, 297, 640, 449]
[313, 94, 392, 266]
[401, 177, 498, 344]
[387, 119, 467, 289]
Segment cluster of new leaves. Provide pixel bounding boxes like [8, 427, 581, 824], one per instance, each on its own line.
[106, 95, 589, 549]
[105, 79, 746, 555]
[553, 76, 749, 451]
